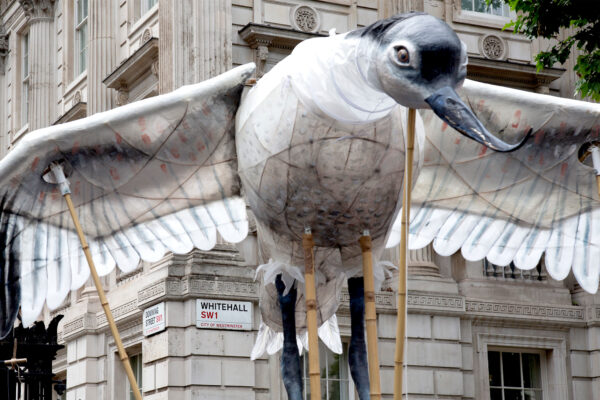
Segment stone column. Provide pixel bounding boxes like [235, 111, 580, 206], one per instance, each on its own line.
[0, 25, 7, 156]
[381, 0, 425, 16]
[408, 244, 441, 277]
[19, 0, 55, 131]
[159, 0, 232, 93]
[88, 0, 115, 114]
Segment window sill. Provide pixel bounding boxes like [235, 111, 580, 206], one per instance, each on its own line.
[65, 70, 87, 97]
[13, 123, 29, 142]
[453, 8, 515, 30]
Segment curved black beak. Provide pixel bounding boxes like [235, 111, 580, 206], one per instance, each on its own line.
[425, 86, 530, 152]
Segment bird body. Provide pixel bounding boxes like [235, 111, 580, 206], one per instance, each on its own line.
[236, 30, 427, 333]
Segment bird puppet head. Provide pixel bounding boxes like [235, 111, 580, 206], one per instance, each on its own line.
[351, 12, 529, 152]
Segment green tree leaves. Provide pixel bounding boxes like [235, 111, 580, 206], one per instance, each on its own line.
[498, 0, 600, 100]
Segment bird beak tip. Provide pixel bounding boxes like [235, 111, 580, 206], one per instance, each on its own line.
[425, 86, 529, 153]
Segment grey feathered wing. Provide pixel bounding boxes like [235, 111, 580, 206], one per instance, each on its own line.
[0, 63, 255, 336]
[386, 79, 600, 293]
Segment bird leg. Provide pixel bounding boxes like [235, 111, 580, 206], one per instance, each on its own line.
[348, 276, 370, 400]
[276, 274, 303, 400]
[359, 233, 382, 399]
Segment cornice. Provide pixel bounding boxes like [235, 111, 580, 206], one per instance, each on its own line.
[18, 0, 54, 21]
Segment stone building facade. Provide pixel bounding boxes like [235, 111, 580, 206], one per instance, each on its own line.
[0, 1, 597, 399]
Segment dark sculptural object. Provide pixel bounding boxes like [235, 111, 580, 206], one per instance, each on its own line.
[0, 315, 64, 400]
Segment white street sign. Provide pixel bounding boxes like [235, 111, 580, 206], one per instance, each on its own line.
[143, 302, 166, 336]
[196, 299, 252, 330]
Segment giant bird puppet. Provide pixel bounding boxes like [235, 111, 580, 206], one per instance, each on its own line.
[0, 12, 599, 400]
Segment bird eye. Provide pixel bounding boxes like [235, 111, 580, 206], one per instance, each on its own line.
[397, 47, 410, 64]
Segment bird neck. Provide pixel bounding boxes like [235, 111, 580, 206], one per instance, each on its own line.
[287, 33, 397, 124]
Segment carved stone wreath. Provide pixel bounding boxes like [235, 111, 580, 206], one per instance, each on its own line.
[140, 28, 152, 46]
[482, 35, 505, 60]
[72, 90, 81, 106]
[291, 5, 320, 33]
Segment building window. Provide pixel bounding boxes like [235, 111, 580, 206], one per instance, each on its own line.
[461, 0, 510, 17]
[488, 350, 543, 400]
[140, 0, 158, 16]
[21, 32, 29, 127]
[127, 353, 143, 400]
[75, 0, 88, 75]
[302, 342, 350, 400]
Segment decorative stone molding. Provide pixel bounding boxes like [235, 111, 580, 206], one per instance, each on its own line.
[291, 5, 320, 33]
[114, 82, 129, 106]
[104, 37, 158, 104]
[239, 23, 327, 50]
[466, 300, 584, 322]
[257, 45, 269, 61]
[18, 0, 55, 20]
[467, 56, 564, 91]
[0, 26, 8, 74]
[408, 293, 465, 312]
[338, 290, 395, 311]
[137, 276, 259, 308]
[116, 265, 143, 284]
[96, 299, 139, 327]
[61, 312, 98, 340]
[54, 101, 87, 124]
[72, 90, 82, 106]
[151, 58, 159, 77]
[183, 277, 258, 298]
[105, 318, 143, 347]
[139, 28, 152, 46]
[239, 23, 325, 77]
[480, 34, 505, 60]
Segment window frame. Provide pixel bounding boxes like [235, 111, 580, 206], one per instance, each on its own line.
[139, 0, 158, 17]
[301, 341, 354, 400]
[20, 31, 29, 129]
[74, 0, 88, 77]
[460, 0, 511, 18]
[131, 0, 158, 24]
[474, 330, 568, 400]
[487, 347, 546, 400]
[452, 0, 516, 29]
[126, 352, 143, 400]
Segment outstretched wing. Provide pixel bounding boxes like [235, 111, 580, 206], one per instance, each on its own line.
[386, 79, 600, 293]
[0, 63, 255, 335]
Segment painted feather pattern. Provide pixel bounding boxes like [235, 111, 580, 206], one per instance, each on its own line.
[387, 79, 600, 293]
[0, 64, 254, 331]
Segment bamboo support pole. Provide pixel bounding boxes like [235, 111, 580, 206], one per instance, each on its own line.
[359, 232, 381, 400]
[3, 339, 26, 368]
[3, 358, 27, 366]
[62, 192, 143, 400]
[393, 108, 416, 400]
[302, 230, 321, 400]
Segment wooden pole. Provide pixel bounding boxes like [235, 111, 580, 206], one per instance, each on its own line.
[2, 339, 26, 368]
[393, 108, 416, 400]
[302, 230, 321, 400]
[359, 232, 381, 400]
[62, 192, 143, 400]
[3, 358, 27, 367]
